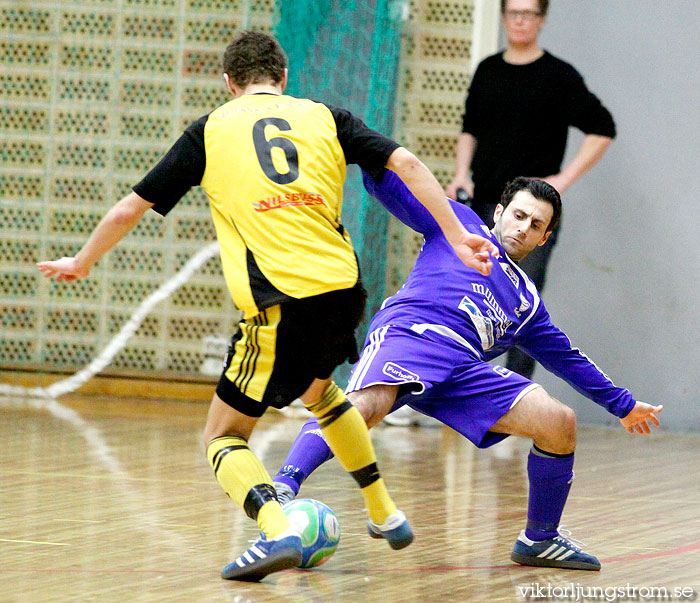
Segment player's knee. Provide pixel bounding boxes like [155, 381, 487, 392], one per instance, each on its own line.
[347, 391, 377, 427]
[298, 379, 330, 410]
[202, 393, 257, 449]
[202, 410, 250, 448]
[202, 425, 245, 449]
[202, 420, 218, 447]
[553, 403, 577, 451]
[530, 390, 576, 453]
[347, 385, 398, 428]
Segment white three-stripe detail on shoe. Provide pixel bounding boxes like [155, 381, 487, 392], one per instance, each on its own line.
[250, 545, 266, 558]
[536, 545, 577, 561]
[547, 546, 567, 559]
[236, 545, 268, 567]
[537, 544, 559, 558]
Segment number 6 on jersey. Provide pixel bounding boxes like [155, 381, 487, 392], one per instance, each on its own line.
[252, 117, 300, 184]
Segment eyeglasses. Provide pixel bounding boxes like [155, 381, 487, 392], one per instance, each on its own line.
[504, 10, 542, 21]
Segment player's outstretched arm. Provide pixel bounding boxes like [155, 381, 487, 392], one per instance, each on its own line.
[385, 147, 499, 275]
[619, 401, 663, 435]
[37, 192, 153, 282]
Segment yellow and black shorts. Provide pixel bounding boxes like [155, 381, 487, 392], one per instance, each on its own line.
[216, 283, 367, 417]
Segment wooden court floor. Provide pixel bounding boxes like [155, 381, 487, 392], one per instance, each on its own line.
[2, 393, 699, 602]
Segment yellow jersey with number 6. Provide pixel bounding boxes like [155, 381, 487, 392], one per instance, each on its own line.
[135, 92, 399, 319]
[202, 94, 354, 318]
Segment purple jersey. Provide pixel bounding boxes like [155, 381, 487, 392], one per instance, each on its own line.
[360, 170, 635, 418]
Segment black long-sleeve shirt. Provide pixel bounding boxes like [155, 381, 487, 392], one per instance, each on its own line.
[462, 51, 615, 204]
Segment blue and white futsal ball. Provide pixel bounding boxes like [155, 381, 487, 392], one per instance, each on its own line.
[283, 498, 340, 568]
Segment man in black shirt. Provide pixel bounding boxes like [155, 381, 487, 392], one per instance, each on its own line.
[446, 0, 615, 380]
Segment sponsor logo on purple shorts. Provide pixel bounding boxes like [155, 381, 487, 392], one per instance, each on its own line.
[492, 365, 512, 378]
[382, 362, 419, 382]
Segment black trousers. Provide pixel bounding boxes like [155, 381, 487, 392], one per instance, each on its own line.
[469, 198, 560, 380]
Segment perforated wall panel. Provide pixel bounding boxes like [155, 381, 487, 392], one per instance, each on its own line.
[0, 1, 277, 376]
[386, 0, 474, 294]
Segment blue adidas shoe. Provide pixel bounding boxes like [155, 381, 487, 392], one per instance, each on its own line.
[367, 510, 414, 550]
[510, 529, 601, 571]
[221, 530, 302, 581]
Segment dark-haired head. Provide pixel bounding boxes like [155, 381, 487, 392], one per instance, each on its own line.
[500, 0, 549, 16]
[223, 31, 288, 89]
[500, 176, 561, 232]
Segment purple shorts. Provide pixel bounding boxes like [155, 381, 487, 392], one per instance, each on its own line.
[346, 323, 539, 448]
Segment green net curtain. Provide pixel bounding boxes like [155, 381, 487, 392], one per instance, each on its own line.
[274, 0, 404, 384]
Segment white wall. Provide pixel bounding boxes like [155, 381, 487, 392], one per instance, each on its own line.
[529, 1, 700, 430]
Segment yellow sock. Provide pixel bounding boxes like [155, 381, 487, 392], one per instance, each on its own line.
[305, 383, 397, 524]
[206, 435, 290, 539]
[257, 500, 290, 539]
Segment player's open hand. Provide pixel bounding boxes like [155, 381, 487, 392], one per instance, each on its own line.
[451, 231, 500, 276]
[620, 401, 663, 434]
[37, 257, 89, 282]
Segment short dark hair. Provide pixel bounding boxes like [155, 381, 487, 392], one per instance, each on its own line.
[223, 31, 288, 88]
[500, 177, 561, 232]
[500, 0, 549, 16]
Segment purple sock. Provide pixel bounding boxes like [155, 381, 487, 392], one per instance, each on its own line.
[273, 417, 335, 494]
[525, 445, 575, 541]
